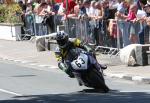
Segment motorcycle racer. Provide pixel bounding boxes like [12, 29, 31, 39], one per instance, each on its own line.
[55, 31, 93, 78]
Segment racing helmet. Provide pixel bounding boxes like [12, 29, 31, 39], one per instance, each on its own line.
[56, 31, 69, 48]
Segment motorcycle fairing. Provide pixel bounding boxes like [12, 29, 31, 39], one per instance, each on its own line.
[71, 53, 88, 70]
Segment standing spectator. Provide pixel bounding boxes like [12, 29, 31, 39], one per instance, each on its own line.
[18, 0, 27, 35]
[69, 0, 91, 18]
[144, 2, 150, 43]
[18, 0, 26, 13]
[99, 0, 111, 46]
[145, 0, 150, 16]
[115, 0, 130, 47]
[145, 2, 150, 26]
[73, 0, 85, 18]
[109, 0, 118, 19]
[57, 0, 77, 21]
[34, 0, 49, 36]
[24, 2, 34, 36]
[127, 3, 139, 44]
[57, 0, 77, 19]
[67, 0, 88, 18]
[44, 0, 56, 33]
[115, 0, 128, 20]
[94, 1, 104, 45]
[108, 0, 121, 48]
[26, 2, 33, 15]
[83, 0, 91, 17]
[88, 0, 97, 44]
[137, 0, 147, 10]
[63, 0, 77, 15]
[73, 0, 91, 41]
[32, 0, 41, 10]
[58, 2, 65, 16]
[101, 0, 110, 19]
[137, 0, 148, 44]
[88, 0, 103, 45]
[88, 0, 96, 17]
[52, 0, 60, 14]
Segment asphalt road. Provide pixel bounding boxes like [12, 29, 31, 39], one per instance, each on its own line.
[0, 60, 150, 103]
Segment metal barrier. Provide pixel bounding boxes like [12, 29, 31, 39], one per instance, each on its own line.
[116, 20, 150, 48]
[22, 14, 60, 40]
[64, 18, 150, 56]
[64, 18, 100, 44]
[63, 18, 118, 56]
[23, 14, 150, 55]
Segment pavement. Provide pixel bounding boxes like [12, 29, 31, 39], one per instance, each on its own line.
[0, 39, 150, 84]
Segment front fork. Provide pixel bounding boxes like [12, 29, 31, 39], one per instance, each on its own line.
[73, 72, 84, 86]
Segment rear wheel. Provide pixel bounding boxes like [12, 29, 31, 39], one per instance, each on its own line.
[87, 69, 109, 93]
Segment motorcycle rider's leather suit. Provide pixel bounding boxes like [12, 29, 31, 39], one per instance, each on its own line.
[55, 31, 93, 78]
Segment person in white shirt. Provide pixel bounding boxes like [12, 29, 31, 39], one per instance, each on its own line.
[34, 1, 49, 36]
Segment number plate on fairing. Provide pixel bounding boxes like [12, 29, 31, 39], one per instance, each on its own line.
[71, 53, 88, 70]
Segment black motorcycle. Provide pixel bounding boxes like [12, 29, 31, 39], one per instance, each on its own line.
[64, 47, 109, 93]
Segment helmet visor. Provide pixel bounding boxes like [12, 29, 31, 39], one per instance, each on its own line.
[57, 39, 67, 47]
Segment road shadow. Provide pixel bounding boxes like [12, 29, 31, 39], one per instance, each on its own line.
[0, 89, 150, 103]
[78, 88, 110, 93]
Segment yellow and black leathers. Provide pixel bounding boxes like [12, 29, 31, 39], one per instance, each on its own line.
[55, 38, 92, 77]
[55, 38, 92, 62]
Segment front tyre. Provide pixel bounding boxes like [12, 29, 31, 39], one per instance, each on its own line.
[87, 69, 109, 93]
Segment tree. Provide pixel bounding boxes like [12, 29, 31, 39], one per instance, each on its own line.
[5, 0, 14, 4]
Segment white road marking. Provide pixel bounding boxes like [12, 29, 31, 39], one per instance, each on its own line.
[0, 57, 61, 74]
[120, 90, 150, 93]
[0, 88, 22, 96]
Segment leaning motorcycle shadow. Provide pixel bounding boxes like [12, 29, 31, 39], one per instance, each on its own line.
[78, 88, 117, 93]
[1, 90, 150, 103]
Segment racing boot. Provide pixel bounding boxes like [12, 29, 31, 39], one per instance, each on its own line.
[100, 64, 107, 70]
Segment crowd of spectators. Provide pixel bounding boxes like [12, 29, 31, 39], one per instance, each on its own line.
[16, 0, 150, 48]
[18, 0, 56, 36]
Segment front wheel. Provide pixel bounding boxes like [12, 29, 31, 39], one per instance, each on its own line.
[87, 69, 109, 92]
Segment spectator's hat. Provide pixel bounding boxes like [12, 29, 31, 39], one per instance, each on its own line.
[83, 0, 91, 4]
[27, 0, 31, 3]
[144, 0, 150, 7]
[139, 0, 147, 5]
[147, 0, 150, 5]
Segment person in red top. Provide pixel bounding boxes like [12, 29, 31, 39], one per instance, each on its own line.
[63, 0, 77, 14]
[127, 4, 137, 21]
[126, 4, 139, 44]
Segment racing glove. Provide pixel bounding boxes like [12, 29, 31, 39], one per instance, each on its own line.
[83, 45, 93, 52]
[58, 62, 68, 72]
[58, 62, 74, 78]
